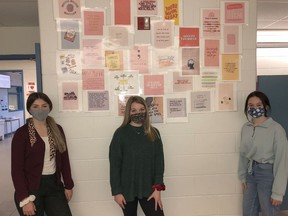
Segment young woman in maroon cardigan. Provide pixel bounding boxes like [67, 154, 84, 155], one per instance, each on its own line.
[11, 92, 74, 216]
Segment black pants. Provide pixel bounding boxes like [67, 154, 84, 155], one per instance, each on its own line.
[15, 174, 72, 216]
[122, 197, 165, 216]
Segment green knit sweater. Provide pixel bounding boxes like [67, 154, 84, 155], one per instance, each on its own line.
[109, 124, 165, 202]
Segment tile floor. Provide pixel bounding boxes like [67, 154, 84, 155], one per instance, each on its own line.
[0, 136, 18, 216]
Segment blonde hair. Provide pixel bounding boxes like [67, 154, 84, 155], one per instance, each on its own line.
[121, 96, 160, 142]
[46, 116, 66, 153]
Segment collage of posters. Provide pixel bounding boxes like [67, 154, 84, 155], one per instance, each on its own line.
[53, 0, 248, 123]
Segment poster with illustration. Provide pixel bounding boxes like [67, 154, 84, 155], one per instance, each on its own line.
[110, 71, 139, 95]
[137, 17, 151, 30]
[58, 20, 80, 49]
[60, 81, 81, 111]
[27, 82, 36, 92]
[153, 48, 178, 71]
[145, 96, 164, 123]
[216, 82, 237, 111]
[56, 0, 81, 19]
[181, 47, 200, 76]
[56, 51, 82, 76]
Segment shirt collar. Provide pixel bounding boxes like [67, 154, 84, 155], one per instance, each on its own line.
[246, 117, 272, 128]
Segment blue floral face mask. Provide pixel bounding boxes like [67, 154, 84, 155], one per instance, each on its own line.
[247, 107, 265, 118]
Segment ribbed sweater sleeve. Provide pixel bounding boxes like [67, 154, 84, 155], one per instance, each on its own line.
[153, 128, 164, 185]
[109, 128, 123, 195]
[271, 125, 288, 201]
[11, 127, 30, 203]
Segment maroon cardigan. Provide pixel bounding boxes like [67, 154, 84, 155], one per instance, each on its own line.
[11, 123, 74, 203]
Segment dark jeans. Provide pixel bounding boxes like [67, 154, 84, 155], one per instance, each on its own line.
[15, 174, 72, 216]
[122, 197, 165, 216]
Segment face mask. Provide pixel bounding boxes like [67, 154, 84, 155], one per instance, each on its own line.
[247, 107, 265, 118]
[130, 112, 146, 124]
[29, 109, 50, 121]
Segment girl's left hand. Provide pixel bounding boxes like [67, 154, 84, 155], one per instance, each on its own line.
[271, 198, 282, 206]
[65, 189, 73, 202]
[147, 190, 163, 211]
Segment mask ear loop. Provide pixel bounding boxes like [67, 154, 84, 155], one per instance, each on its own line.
[246, 107, 253, 122]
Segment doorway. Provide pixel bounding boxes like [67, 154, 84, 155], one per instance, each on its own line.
[0, 43, 42, 136]
[0, 70, 24, 136]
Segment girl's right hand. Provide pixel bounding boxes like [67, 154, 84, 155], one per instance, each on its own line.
[22, 201, 36, 215]
[242, 182, 248, 191]
[114, 194, 126, 209]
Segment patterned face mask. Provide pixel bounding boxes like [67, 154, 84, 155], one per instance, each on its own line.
[247, 107, 265, 118]
[130, 112, 146, 124]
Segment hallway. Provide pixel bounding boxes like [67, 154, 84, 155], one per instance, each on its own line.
[0, 136, 18, 216]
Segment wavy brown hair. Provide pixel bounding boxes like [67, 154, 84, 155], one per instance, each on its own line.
[121, 96, 160, 141]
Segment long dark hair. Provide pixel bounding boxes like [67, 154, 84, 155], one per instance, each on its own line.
[26, 92, 66, 153]
[27, 92, 53, 114]
[244, 91, 271, 120]
[121, 96, 160, 141]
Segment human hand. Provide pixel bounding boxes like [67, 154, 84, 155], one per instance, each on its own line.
[65, 189, 73, 202]
[22, 201, 36, 216]
[242, 182, 247, 192]
[271, 198, 282, 206]
[147, 190, 163, 211]
[114, 194, 126, 209]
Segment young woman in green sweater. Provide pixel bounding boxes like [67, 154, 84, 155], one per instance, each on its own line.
[109, 96, 165, 216]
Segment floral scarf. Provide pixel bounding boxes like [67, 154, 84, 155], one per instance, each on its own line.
[28, 119, 56, 160]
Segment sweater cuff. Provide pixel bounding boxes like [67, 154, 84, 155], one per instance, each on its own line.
[112, 188, 122, 196]
[271, 193, 283, 202]
[19, 195, 36, 207]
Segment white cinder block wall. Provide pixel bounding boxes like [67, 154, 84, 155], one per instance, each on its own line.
[38, 0, 257, 215]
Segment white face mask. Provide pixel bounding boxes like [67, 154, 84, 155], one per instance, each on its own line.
[29, 109, 50, 121]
